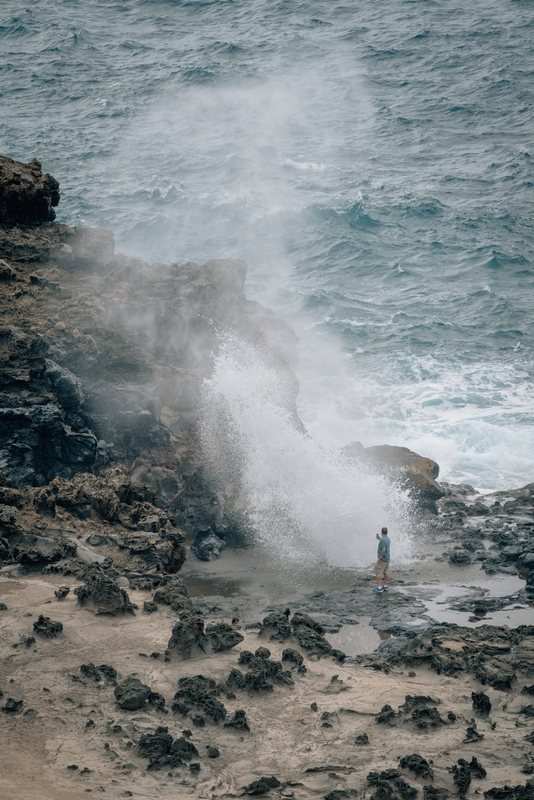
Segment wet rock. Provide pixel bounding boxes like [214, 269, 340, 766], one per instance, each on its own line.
[344, 442, 444, 513]
[399, 754, 434, 780]
[80, 663, 102, 681]
[170, 736, 199, 760]
[2, 697, 23, 713]
[166, 611, 205, 660]
[261, 611, 292, 641]
[399, 695, 447, 730]
[0, 538, 10, 562]
[281, 648, 304, 668]
[137, 727, 173, 764]
[203, 621, 244, 653]
[464, 726, 484, 743]
[294, 626, 332, 657]
[367, 769, 417, 800]
[243, 654, 294, 692]
[453, 771, 475, 800]
[468, 758, 487, 779]
[484, 786, 534, 800]
[0, 156, 60, 225]
[291, 612, 324, 635]
[324, 793, 353, 800]
[10, 533, 76, 566]
[360, 625, 534, 687]
[243, 776, 281, 795]
[44, 359, 84, 411]
[114, 677, 151, 710]
[33, 614, 63, 638]
[224, 668, 246, 692]
[191, 527, 225, 561]
[54, 585, 70, 600]
[153, 575, 191, 612]
[423, 789, 450, 800]
[449, 549, 472, 565]
[74, 564, 134, 615]
[238, 650, 254, 665]
[148, 691, 167, 712]
[376, 704, 396, 725]
[172, 675, 227, 723]
[472, 692, 491, 714]
[224, 709, 250, 731]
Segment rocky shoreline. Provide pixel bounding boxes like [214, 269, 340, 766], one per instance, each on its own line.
[0, 156, 533, 799]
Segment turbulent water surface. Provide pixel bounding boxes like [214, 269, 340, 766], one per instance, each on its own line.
[2, 0, 534, 490]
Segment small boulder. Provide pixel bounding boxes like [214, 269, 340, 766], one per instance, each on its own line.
[33, 615, 63, 638]
[114, 676, 151, 710]
[191, 528, 225, 561]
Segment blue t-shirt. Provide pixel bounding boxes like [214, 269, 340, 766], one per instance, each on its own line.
[377, 535, 390, 562]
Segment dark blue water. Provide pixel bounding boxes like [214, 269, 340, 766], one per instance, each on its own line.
[2, 0, 534, 489]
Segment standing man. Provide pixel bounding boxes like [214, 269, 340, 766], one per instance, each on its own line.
[372, 527, 390, 593]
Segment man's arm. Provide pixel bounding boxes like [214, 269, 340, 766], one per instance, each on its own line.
[379, 546, 386, 560]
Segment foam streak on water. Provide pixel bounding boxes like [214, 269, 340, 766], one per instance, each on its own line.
[200, 334, 413, 568]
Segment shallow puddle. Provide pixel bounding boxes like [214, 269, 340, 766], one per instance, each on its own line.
[326, 616, 384, 656]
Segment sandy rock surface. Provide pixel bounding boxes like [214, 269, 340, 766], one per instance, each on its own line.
[1, 570, 534, 800]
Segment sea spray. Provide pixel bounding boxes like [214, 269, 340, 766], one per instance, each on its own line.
[200, 334, 414, 569]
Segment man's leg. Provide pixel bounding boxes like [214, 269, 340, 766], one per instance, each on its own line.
[373, 561, 384, 592]
[383, 563, 389, 590]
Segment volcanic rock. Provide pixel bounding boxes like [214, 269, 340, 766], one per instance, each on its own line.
[203, 621, 244, 653]
[0, 156, 60, 226]
[343, 442, 444, 513]
[172, 675, 227, 723]
[114, 676, 151, 710]
[33, 614, 63, 638]
[74, 564, 134, 615]
[224, 709, 250, 731]
[243, 776, 281, 795]
[472, 691, 492, 714]
[166, 611, 206, 660]
[399, 754, 434, 779]
[137, 726, 173, 764]
[2, 697, 23, 714]
[191, 527, 225, 561]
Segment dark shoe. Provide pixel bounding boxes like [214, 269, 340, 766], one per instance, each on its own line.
[383, 586, 389, 591]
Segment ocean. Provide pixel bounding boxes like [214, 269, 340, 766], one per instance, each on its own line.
[2, 0, 534, 492]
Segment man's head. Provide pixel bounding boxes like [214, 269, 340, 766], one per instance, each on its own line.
[381, 527, 388, 536]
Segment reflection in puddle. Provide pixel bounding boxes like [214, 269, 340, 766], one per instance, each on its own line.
[326, 617, 383, 656]
[423, 599, 533, 629]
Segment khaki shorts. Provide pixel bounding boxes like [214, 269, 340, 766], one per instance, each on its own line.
[375, 560, 390, 578]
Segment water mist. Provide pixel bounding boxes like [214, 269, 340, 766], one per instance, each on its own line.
[200, 334, 414, 570]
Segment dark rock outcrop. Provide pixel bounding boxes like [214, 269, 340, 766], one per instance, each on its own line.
[114, 676, 152, 710]
[343, 442, 444, 513]
[0, 156, 60, 226]
[171, 675, 227, 723]
[33, 614, 63, 638]
[191, 527, 225, 561]
[74, 564, 134, 615]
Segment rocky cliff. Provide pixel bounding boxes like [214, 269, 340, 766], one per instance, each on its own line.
[0, 156, 301, 569]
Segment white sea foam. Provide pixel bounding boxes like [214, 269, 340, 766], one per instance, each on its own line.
[200, 334, 413, 569]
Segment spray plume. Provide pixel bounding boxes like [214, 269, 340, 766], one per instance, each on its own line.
[200, 333, 414, 570]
